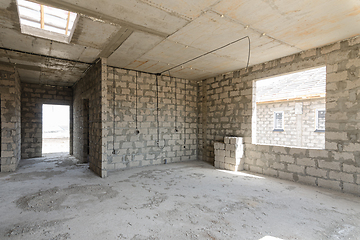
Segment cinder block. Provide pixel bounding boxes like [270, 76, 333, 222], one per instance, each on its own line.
[287, 164, 305, 174]
[225, 144, 236, 151]
[249, 165, 263, 174]
[343, 164, 360, 174]
[342, 183, 360, 196]
[297, 158, 316, 167]
[297, 175, 316, 186]
[329, 171, 354, 183]
[317, 178, 341, 191]
[306, 167, 327, 178]
[280, 155, 295, 164]
[309, 149, 328, 158]
[217, 150, 225, 157]
[219, 162, 225, 169]
[214, 142, 225, 150]
[278, 171, 294, 181]
[225, 157, 241, 165]
[224, 163, 238, 171]
[215, 155, 225, 163]
[263, 168, 277, 177]
[318, 160, 340, 170]
[225, 150, 231, 157]
[271, 162, 285, 170]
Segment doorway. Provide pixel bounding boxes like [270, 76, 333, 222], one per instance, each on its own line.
[42, 104, 70, 154]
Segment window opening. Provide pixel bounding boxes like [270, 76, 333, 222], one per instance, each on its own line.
[16, 0, 78, 43]
[273, 111, 284, 131]
[42, 104, 70, 154]
[315, 109, 326, 132]
[253, 66, 326, 149]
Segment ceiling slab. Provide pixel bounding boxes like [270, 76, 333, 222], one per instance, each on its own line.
[1, 0, 360, 85]
[140, 40, 206, 68]
[98, 28, 133, 58]
[212, 0, 360, 50]
[17, 68, 41, 84]
[138, 0, 220, 20]
[168, 11, 250, 52]
[108, 31, 165, 68]
[0, 28, 53, 56]
[71, 17, 122, 50]
[32, 0, 188, 36]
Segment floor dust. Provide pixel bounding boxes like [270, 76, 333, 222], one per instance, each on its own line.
[1, 154, 360, 239]
[16, 184, 118, 212]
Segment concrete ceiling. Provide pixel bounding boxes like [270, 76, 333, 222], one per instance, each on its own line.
[0, 0, 360, 86]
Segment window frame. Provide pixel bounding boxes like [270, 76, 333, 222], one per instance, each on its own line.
[315, 109, 326, 132]
[16, 0, 79, 44]
[273, 111, 284, 132]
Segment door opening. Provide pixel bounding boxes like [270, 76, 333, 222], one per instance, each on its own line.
[42, 104, 70, 154]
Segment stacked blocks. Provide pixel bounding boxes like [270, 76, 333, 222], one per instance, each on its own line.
[214, 137, 244, 171]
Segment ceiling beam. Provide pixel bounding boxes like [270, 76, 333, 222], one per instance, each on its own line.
[98, 28, 134, 58]
[30, 0, 169, 38]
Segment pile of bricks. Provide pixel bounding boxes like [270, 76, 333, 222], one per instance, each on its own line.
[214, 137, 244, 171]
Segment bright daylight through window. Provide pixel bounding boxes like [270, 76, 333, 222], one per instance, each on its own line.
[16, 0, 78, 43]
[252, 66, 326, 149]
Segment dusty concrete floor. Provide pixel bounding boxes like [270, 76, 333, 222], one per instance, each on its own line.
[1, 154, 360, 240]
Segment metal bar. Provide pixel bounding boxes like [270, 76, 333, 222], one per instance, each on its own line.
[40, 5, 45, 29]
[65, 11, 70, 35]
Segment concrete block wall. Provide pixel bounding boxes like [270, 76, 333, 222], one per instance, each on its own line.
[21, 83, 72, 159]
[73, 59, 106, 177]
[105, 67, 198, 170]
[256, 98, 325, 148]
[0, 64, 21, 172]
[199, 36, 360, 195]
[214, 137, 244, 171]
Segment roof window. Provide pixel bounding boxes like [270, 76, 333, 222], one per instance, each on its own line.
[16, 0, 78, 43]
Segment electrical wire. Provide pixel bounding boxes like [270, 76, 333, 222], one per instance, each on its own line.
[168, 70, 178, 133]
[135, 72, 139, 134]
[184, 79, 186, 148]
[156, 74, 160, 147]
[112, 68, 116, 154]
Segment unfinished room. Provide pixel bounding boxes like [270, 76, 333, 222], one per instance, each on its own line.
[1, 0, 360, 239]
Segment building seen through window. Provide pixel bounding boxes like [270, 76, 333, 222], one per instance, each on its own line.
[253, 66, 326, 149]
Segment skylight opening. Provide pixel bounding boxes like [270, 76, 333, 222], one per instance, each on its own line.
[16, 0, 78, 43]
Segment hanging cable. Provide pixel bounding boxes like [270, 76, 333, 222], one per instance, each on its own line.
[135, 72, 139, 134]
[159, 36, 251, 74]
[112, 68, 116, 154]
[183, 79, 186, 148]
[156, 74, 160, 147]
[168, 70, 178, 133]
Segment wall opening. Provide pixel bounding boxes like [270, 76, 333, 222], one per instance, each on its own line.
[252, 66, 326, 149]
[42, 104, 70, 154]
